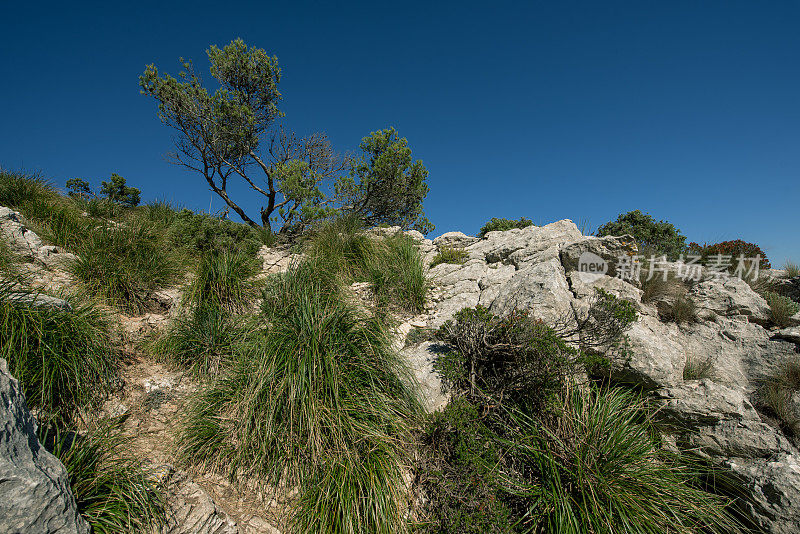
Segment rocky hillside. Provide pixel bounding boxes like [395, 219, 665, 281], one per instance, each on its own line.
[2, 202, 800, 533]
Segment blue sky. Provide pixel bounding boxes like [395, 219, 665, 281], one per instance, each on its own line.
[1, 1, 798, 264]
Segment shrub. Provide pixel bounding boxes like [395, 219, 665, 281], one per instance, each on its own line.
[417, 388, 739, 533]
[40, 423, 165, 533]
[184, 251, 260, 312]
[416, 398, 515, 534]
[688, 240, 771, 270]
[179, 259, 420, 533]
[552, 288, 638, 351]
[436, 306, 577, 412]
[430, 246, 469, 268]
[478, 217, 533, 238]
[167, 208, 266, 257]
[763, 291, 800, 328]
[597, 210, 687, 260]
[0, 279, 118, 423]
[69, 222, 179, 314]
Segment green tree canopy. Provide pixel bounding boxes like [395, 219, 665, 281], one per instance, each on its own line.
[597, 209, 687, 259]
[338, 128, 433, 233]
[100, 174, 140, 207]
[140, 40, 433, 234]
[66, 178, 93, 199]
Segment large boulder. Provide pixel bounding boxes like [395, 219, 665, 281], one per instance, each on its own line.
[724, 455, 800, 534]
[560, 234, 639, 279]
[470, 220, 583, 268]
[690, 277, 771, 325]
[0, 206, 77, 268]
[432, 231, 477, 249]
[0, 358, 89, 534]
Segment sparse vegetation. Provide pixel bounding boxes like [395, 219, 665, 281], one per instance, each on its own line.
[40, 423, 165, 533]
[478, 216, 533, 238]
[430, 246, 469, 267]
[659, 296, 699, 324]
[0, 278, 118, 424]
[640, 270, 684, 304]
[763, 291, 800, 328]
[0, 238, 20, 274]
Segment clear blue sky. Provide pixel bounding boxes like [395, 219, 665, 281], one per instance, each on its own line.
[1, 1, 798, 264]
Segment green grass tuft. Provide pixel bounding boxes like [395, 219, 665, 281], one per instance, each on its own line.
[40, 422, 165, 533]
[763, 291, 800, 328]
[179, 259, 420, 533]
[0, 278, 118, 424]
[0, 169, 58, 208]
[430, 246, 469, 268]
[185, 251, 260, 312]
[784, 261, 800, 279]
[368, 233, 428, 313]
[69, 222, 180, 314]
[151, 303, 248, 378]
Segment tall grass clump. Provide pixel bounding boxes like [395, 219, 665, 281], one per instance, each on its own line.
[763, 291, 800, 328]
[0, 278, 118, 423]
[0, 169, 57, 209]
[185, 251, 260, 312]
[503, 388, 739, 533]
[759, 357, 800, 436]
[305, 216, 383, 283]
[151, 303, 246, 378]
[153, 251, 259, 378]
[70, 222, 179, 313]
[305, 217, 428, 313]
[369, 232, 428, 313]
[179, 259, 421, 533]
[785, 261, 800, 279]
[40, 423, 165, 533]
